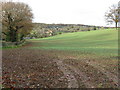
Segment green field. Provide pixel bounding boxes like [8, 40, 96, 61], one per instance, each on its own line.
[30, 29, 118, 58]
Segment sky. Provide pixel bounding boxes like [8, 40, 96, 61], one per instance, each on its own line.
[5, 0, 120, 26]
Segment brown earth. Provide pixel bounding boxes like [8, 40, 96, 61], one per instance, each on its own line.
[2, 42, 119, 88]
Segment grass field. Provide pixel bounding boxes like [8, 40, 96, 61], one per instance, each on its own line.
[30, 29, 118, 58]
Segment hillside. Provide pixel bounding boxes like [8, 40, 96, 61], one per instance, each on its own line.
[31, 29, 118, 57]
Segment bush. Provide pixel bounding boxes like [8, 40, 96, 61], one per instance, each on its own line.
[94, 27, 96, 30]
[59, 32, 62, 34]
[88, 28, 90, 31]
[2, 40, 25, 47]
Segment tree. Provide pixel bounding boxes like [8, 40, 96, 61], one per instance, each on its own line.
[105, 4, 120, 29]
[118, 1, 120, 27]
[2, 1, 33, 42]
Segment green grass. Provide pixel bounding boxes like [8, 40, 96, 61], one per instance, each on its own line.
[30, 29, 118, 57]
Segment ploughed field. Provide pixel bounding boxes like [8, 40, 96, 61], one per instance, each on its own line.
[2, 29, 119, 88]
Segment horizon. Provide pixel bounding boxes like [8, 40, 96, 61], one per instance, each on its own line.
[32, 22, 117, 27]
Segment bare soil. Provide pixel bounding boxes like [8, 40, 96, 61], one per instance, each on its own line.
[2, 45, 68, 88]
[2, 42, 119, 88]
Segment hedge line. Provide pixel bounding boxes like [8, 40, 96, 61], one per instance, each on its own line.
[2, 40, 25, 48]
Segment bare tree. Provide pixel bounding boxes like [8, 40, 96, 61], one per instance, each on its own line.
[105, 4, 120, 29]
[118, 1, 120, 27]
[2, 1, 33, 42]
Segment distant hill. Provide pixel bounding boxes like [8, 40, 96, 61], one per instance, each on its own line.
[29, 23, 111, 39]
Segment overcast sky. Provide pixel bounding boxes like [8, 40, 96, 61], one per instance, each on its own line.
[8, 0, 120, 26]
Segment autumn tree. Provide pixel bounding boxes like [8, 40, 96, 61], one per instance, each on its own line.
[2, 1, 33, 42]
[105, 4, 120, 29]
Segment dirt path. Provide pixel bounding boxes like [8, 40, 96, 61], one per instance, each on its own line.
[65, 64, 95, 88]
[57, 58, 118, 88]
[54, 59, 79, 88]
[54, 59, 96, 88]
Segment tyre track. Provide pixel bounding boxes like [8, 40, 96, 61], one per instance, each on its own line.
[86, 60, 118, 87]
[65, 64, 95, 88]
[54, 59, 96, 88]
[54, 60, 79, 88]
